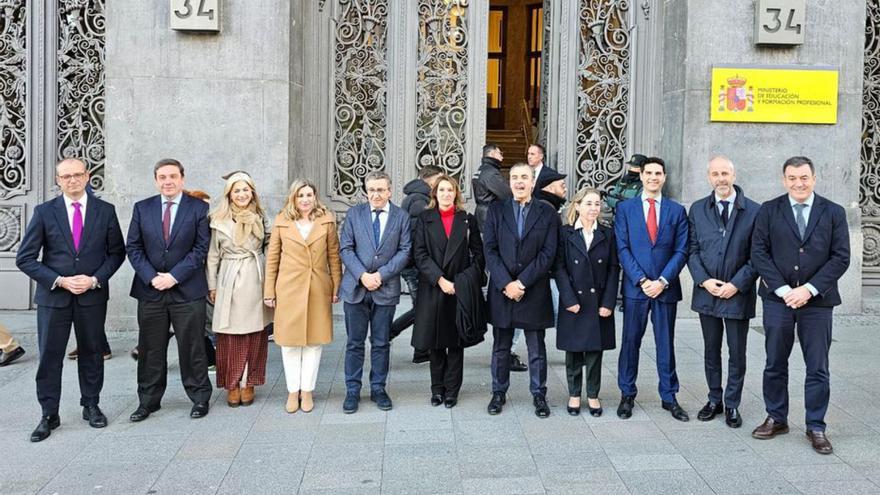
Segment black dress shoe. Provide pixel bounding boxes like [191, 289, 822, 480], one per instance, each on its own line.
[662, 400, 690, 422]
[444, 397, 458, 409]
[697, 401, 723, 421]
[370, 390, 393, 411]
[487, 392, 506, 415]
[30, 415, 60, 442]
[129, 405, 160, 422]
[725, 407, 742, 428]
[0, 346, 25, 366]
[617, 396, 635, 419]
[431, 394, 444, 407]
[190, 402, 209, 419]
[533, 394, 550, 418]
[343, 392, 359, 414]
[509, 353, 528, 372]
[806, 430, 833, 455]
[82, 405, 107, 428]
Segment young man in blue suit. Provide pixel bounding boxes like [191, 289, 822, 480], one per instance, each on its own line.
[126, 158, 213, 422]
[339, 171, 411, 413]
[614, 157, 690, 422]
[750, 156, 850, 455]
[16, 158, 125, 442]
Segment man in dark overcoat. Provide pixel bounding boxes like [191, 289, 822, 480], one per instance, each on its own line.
[687, 155, 760, 428]
[483, 163, 560, 418]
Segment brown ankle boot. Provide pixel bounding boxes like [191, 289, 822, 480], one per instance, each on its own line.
[227, 387, 241, 407]
[285, 392, 299, 413]
[241, 386, 255, 406]
[301, 391, 314, 413]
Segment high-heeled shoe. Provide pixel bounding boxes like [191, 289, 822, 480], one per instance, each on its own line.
[587, 399, 603, 417]
[300, 391, 314, 413]
[567, 398, 581, 416]
[286, 392, 299, 413]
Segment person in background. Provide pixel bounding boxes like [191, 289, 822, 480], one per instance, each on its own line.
[472, 143, 509, 232]
[605, 154, 647, 223]
[0, 323, 26, 367]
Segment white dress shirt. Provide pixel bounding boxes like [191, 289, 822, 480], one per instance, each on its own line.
[641, 192, 662, 225]
[575, 218, 598, 249]
[161, 192, 183, 236]
[63, 193, 88, 231]
[372, 202, 390, 241]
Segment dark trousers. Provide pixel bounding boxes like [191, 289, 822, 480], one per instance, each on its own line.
[699, 314, 749, 408]
[429, 347, 464, 397]
[762, 300, 833, 432]
[566, 351, 603, 398]
[617, 297, 679, 402]
[390, 267, 418, 339]
[344, 293, 395, 394]
[36, 301, 107, 416]
[491, 327, 547, 396]
[136, 294, 212, 408]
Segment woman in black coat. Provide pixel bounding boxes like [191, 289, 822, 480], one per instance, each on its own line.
[555, 187, 620, 417]
[411, 175, 484, 408]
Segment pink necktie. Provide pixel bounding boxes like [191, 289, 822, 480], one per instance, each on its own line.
[72, 202, 83, 251]
[163, 201, 172, 242]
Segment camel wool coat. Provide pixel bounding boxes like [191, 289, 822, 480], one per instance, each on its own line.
[264, 212, 342, 347]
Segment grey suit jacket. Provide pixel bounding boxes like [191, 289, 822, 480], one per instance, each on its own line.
[339, 202, 411, 305]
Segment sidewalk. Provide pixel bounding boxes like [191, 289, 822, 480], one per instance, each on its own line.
[1, 309, 879, 494]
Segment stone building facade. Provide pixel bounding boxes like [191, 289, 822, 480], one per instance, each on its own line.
[0, 0, 874, 326]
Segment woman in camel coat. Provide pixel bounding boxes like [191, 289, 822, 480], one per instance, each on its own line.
[264, 179, 342, 414]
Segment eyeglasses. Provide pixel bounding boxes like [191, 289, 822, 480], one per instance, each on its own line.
[366, 188, 389, 195]
[57, 173, 86, 181]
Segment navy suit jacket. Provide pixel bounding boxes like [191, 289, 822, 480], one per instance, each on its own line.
[614, 195, 689, 302]
[16, 195, 125, 308]
[751, 193, 850, 307]
[339, 202, 411, 305]
[126, 193, 210, 303]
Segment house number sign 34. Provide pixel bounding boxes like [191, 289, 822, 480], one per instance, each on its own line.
[755, 0, 805, 45]
[170, 0, 221, 32]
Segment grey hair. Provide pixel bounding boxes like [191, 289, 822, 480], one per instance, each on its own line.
[364, 170, 392, 187]
[509, 162, 534, 179]
[707, 154, 735, 172]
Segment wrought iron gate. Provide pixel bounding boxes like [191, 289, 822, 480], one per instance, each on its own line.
[863, 0, 880, 287]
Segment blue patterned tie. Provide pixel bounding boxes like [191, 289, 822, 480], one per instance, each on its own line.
[516, 205, 525, 239]
[794, 203, 807, 239]
[372, 209, 381, 246]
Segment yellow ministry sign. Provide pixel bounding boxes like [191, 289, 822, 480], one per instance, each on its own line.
[710, 65, 838, 124]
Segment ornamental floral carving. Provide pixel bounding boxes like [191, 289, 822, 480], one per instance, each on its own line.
[0, 205, 23, 252]
[862, 0, 880, 270]
[0, 0, 28, 200]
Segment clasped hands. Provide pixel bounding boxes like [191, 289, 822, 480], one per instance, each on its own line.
[360, 272, 383, 291]
[702, 278, 739, 299]
[503, 281, 525, 302]
[640, 279, 666, 299]
[150, 272, 177, 291]
[59, 275, 95, 295]
[782, 285, 812, 309]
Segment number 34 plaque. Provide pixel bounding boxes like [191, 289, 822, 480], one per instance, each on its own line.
[170, 0, 221, 32]
[755, 0, 804, 45]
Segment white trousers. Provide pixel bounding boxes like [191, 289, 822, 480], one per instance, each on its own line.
[281, 345, 322, 392]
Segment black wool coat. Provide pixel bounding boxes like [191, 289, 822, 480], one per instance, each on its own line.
[412, 209, 485, 350]
[555, 223, 620, 352]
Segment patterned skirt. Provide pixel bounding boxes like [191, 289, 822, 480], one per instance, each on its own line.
[216, 329, 269, 389]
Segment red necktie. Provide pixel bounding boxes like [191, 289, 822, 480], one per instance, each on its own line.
[163, 201, 172, 242]
[646, 198, 658, 244]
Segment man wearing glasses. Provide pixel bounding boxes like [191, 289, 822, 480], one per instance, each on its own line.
[16, 159, 125, 442]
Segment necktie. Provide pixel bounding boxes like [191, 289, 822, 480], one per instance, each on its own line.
[794, 203, 807, 239]
[646, 198, 658, 244]
[71, 202, 83, 251]
[372, 209, 382, 246]
[516, 204, 525, 239]
[720, 200, 730, 227]
[163, 201, 173, 242]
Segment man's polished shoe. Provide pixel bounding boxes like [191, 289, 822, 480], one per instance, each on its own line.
[431, 394, 444, 407]
[662, 400, 690, 422]
[343, 392, 359, 414]
[751, 416, 789, 439]
[533, 394, 550, 418]
[697, 401, 723, 421]
[444, 397, 457, 409]
[725, 407, 742, 428]
[617, 396, 635, 419]
[82, 405, 107, 428]
[487, 392, 506, 415]
[190, 402, 209, 419]
[0, 346, 25, 366]
[30, 414, 60, 442]
[509, 353, 528, 372]
[370, 390, 393, 411]
[129, 405, 160, 422]
[806, 430, 833, 455]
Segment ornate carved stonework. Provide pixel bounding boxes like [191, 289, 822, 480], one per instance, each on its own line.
[574, 0, 630, 193]
[0, 205, 23, 252]
[862, 0, 880, 277]
[332, 0, 388, 204]
[537, 0, 551, 146]
[415, 0, 469, 190]
[57, 0, 105, 191]
[0, 0, 28, 200]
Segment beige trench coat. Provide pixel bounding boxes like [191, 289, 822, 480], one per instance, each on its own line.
[206, 218, 272, 334]
[263, 213, 342, 347]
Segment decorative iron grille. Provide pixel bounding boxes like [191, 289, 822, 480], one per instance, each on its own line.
[862, 0, 880, 284]
[0, 0, 28, 200]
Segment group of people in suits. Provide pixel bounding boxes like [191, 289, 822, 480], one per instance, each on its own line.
[13, 149, 849, 456]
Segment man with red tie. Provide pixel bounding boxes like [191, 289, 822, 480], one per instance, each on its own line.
[16, 158, 126, 441]
[614, 157, 690, 422]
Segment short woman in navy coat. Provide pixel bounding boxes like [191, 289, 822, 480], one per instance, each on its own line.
[555, 188, 620, 417]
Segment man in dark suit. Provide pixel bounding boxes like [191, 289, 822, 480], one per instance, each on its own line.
[614, 157, 690, 422]
[16, 158, 125, 442]
[750, 156, 850, 455]
[339, 171, 411, 414]
[126, 158, 213, 422]
[526, 143, 555, 186]
[687, 155, 760, 428]
[484, 163, 560, 418]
